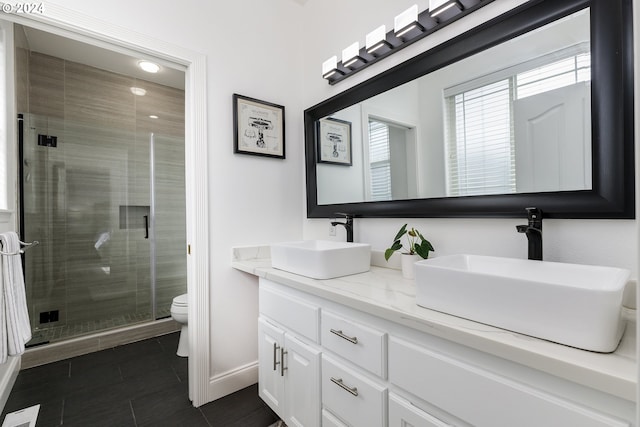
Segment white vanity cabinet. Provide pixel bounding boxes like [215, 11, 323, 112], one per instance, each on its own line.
[257, 277, 635, 427]
[258, 285, 321, 427]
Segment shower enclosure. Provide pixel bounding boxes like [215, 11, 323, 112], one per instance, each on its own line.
[16, 49, 187, 344]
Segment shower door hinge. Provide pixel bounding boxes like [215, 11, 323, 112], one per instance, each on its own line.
[38, 134, 57, 147]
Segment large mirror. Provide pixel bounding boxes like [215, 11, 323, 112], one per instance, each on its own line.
[304, 0, 634, 219]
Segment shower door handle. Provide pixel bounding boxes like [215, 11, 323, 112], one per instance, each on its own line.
[143, 215, 149, 239]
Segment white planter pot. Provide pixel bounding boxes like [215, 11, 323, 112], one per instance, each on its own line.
[401, 254, 421, 279]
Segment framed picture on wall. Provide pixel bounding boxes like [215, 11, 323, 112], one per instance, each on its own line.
[317, 117, 352, 165]
[233, 94, 285, 159]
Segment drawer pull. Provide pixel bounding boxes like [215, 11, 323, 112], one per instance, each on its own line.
[273, 342, 280, 371]
[330, 328, 358, 344]
[330, 377, 359, 397]
[280, 347, 288, 377]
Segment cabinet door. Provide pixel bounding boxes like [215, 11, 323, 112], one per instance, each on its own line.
[389, 393, 452, 427]
[258, 318, 285, 416]
[284, 334, 321, 427]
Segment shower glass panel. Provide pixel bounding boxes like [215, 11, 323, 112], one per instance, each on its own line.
[152, 131, 187, 319]
[20, 109, 185, 343]
[13, 25, 187, 346]
[22, 113, 149, 340]
[16, 43, 187, 344]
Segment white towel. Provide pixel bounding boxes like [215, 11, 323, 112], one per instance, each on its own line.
[0, 232, 32, 363]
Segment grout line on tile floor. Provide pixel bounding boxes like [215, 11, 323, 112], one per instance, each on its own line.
[59, 398, 65, 426]
[129, 400, 138, 427]
[198, 407, 213, 427]
[171, 365, 181, 383]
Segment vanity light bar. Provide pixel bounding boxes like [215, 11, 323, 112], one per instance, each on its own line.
[322, 56, 345, 81]
[342, 41, 367, 69]
[323, 0, 487, 85]
[394, 5, 425, 40]
[429, 0, 462, 19]
[366, 25, 393, 56]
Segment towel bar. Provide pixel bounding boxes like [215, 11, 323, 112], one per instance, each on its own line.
[0, 240, 39, 256]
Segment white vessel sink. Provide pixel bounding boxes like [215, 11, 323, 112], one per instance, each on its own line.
[414, 254, 629, 352]
[271, 240, 371, 280]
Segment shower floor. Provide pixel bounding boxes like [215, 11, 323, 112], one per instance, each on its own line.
[27, 308, 172, 345]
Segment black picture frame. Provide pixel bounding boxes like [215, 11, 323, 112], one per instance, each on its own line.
[304, 0, 634, 219]
[317, 117, 352, 166]
[233, 94, 285, 159]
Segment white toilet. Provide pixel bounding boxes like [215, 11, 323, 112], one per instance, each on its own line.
[170, 293, 189, 357]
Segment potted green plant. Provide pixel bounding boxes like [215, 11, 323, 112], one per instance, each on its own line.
[385, 224, 434, 279]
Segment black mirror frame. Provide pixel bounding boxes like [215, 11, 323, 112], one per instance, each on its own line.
[304, 0, 634, 219]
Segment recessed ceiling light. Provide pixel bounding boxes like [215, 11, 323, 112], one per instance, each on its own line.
[149, 115, 159, 119]
[130, 87, 147, 96]
[138, 60, 160, 73]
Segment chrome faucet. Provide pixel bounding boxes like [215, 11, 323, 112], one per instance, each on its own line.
[331, 213, 354, 243]
[516, 207, 543, 261]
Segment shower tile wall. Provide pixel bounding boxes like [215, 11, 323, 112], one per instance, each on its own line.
[15, 46, 28, 114]
[19, 49, 186, 338]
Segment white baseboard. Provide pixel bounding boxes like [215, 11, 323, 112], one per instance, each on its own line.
[207, 361, 258, 402]
[0, 356, 21, 413]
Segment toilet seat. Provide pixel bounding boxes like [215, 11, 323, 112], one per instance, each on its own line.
[172, 293, 188, 307]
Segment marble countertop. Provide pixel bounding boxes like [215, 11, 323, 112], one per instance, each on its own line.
[232, 245, 637, 402]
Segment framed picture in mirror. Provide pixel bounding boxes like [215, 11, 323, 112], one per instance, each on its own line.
[233, 94, 285, 159]
[317, 117, 352, 165]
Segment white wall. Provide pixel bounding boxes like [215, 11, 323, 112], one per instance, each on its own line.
[300, 0, 638, 278]
[46, 0, 306, 401]
[0, 19, 18, 234]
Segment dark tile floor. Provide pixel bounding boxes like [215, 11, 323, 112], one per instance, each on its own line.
[1, 332, 279, 426]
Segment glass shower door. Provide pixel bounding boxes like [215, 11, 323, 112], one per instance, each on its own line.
[21, 112, 154, 343]
[151, 131, 187, 319]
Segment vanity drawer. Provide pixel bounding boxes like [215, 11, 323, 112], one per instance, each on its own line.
[259, 282, 319, 343]
[322, 355, 387, 427]
[389, 393, 452, 427]
[321, 310, 387, 377]
[322, 409, 348, 427]
[389, 337, 629, 427]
